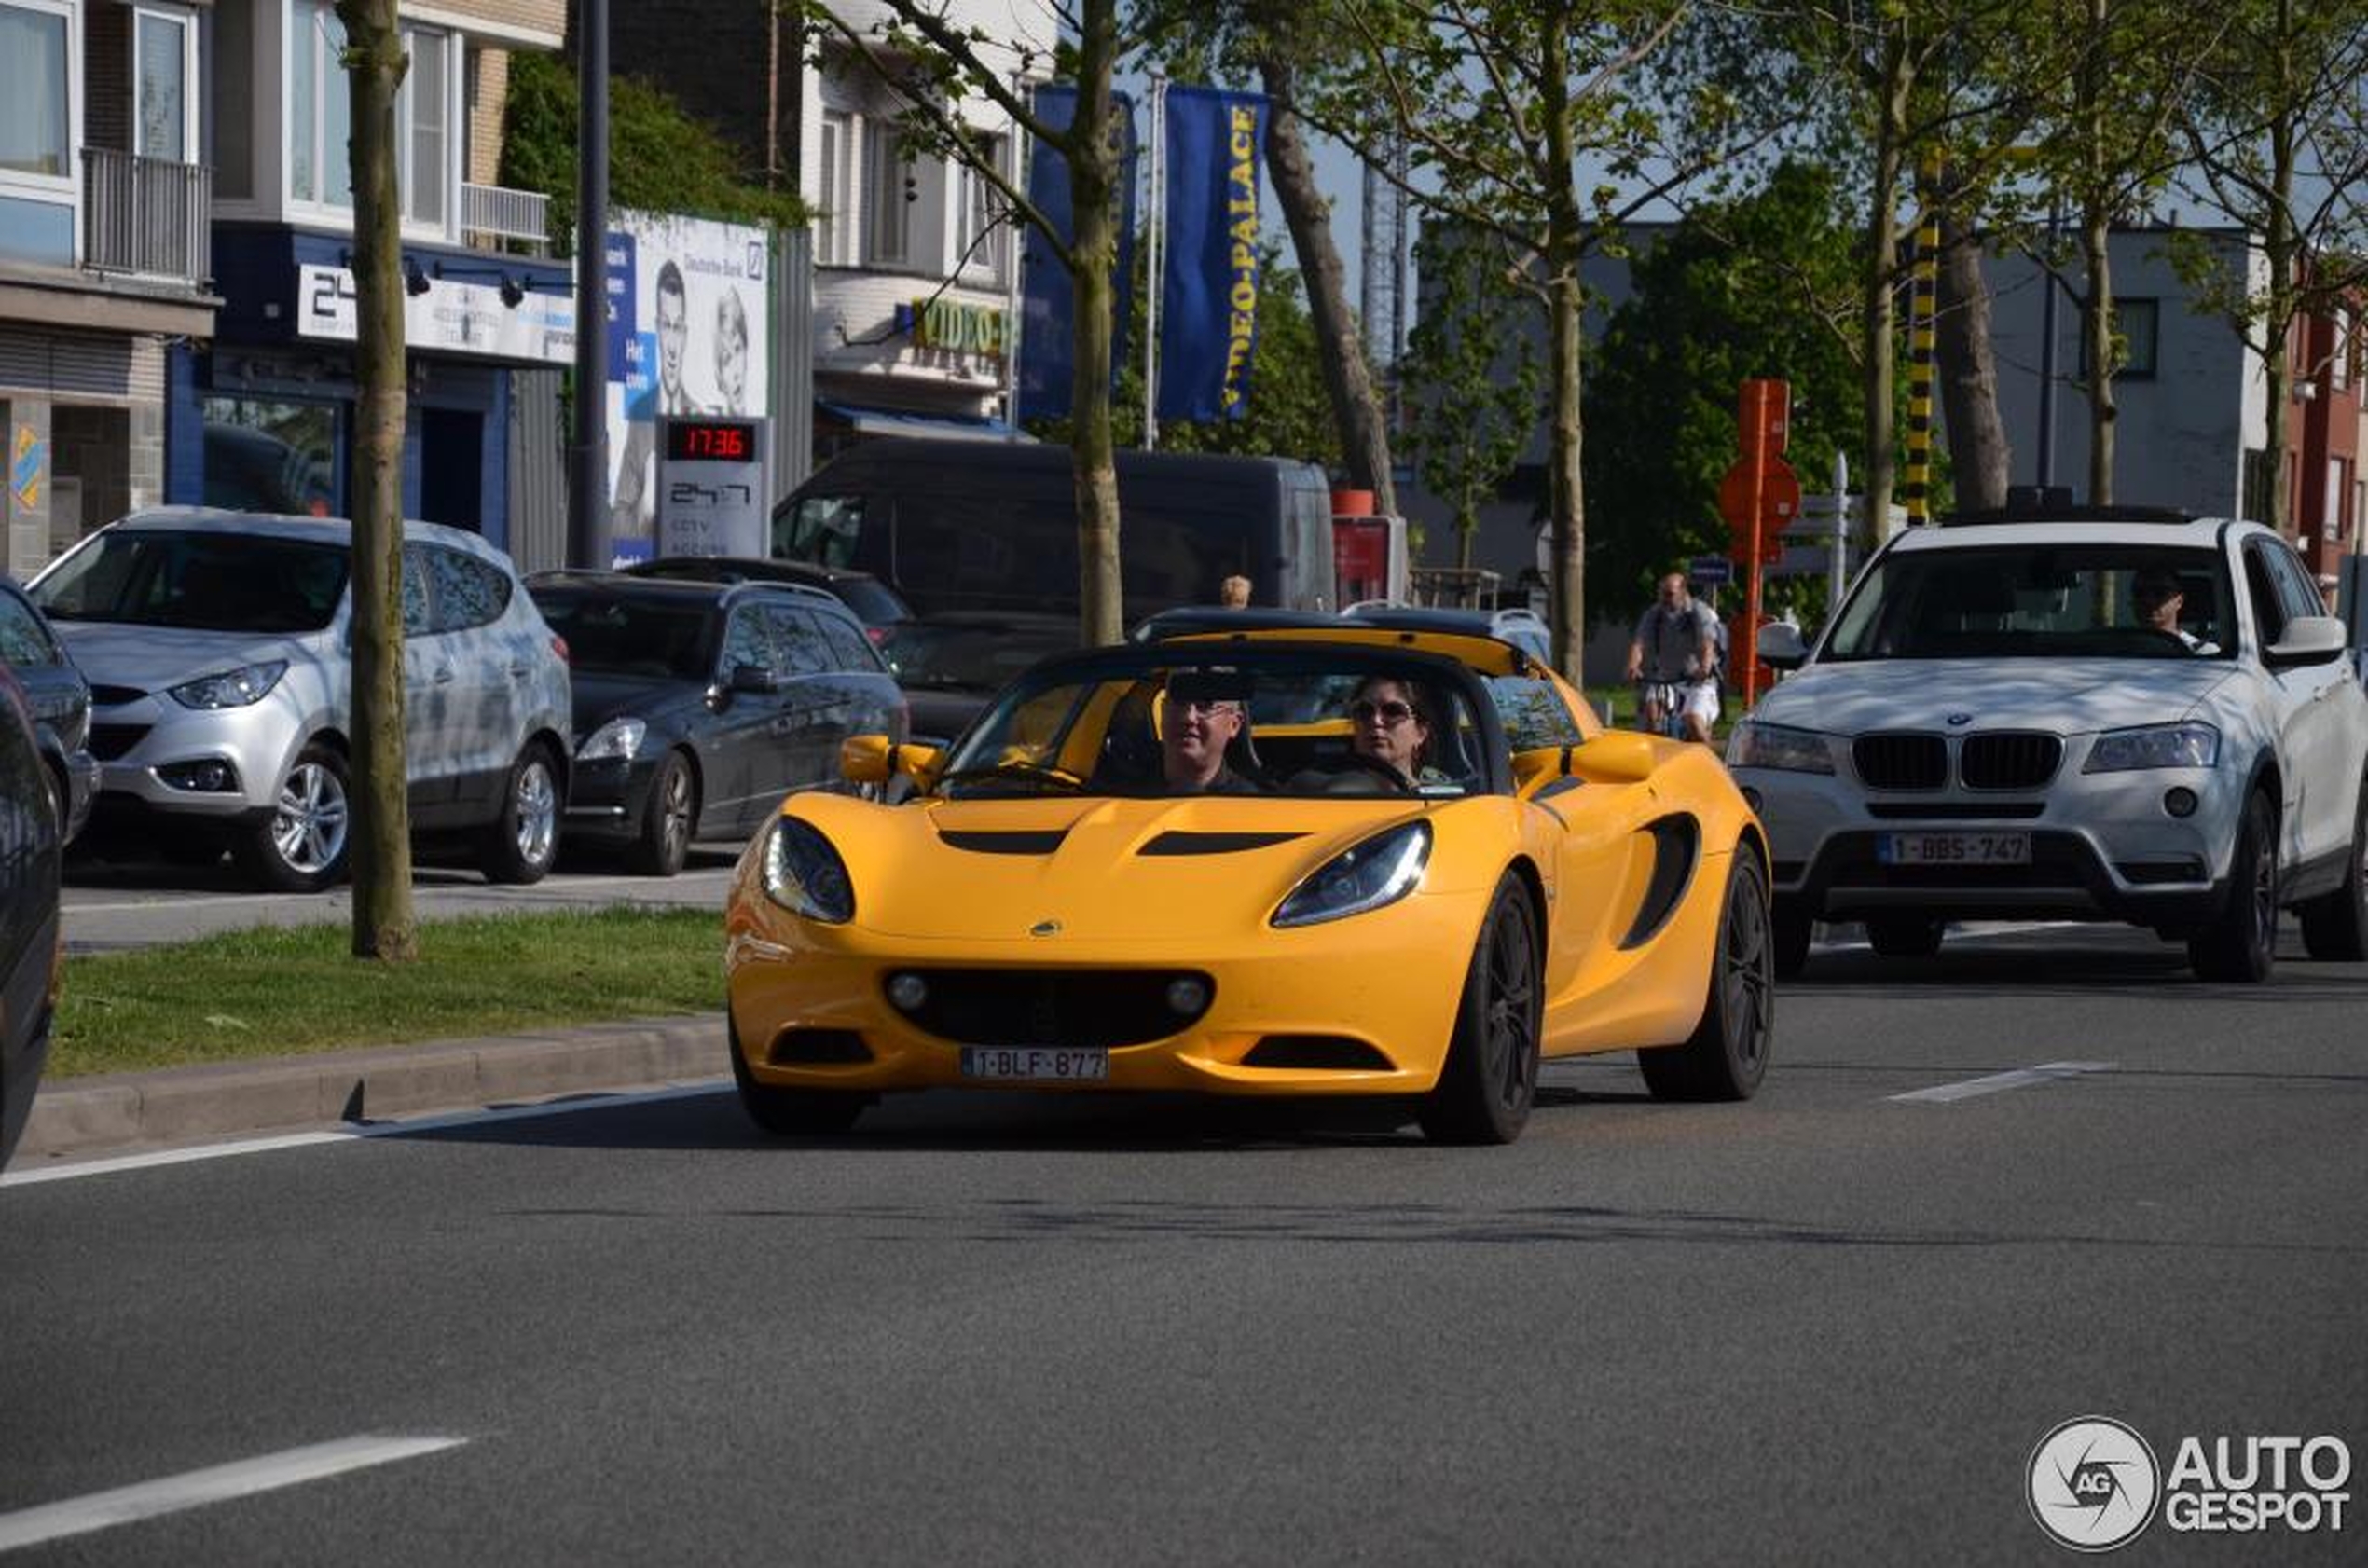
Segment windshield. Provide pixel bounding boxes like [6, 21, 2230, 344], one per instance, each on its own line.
[777, 494, 867, 570]
[935, 648, 1495, 801]
[33, 530, 349, 633]
[1824, 544, 2235, 661]
[881, 620, 1076, 692]
[531, 592, 715, 680]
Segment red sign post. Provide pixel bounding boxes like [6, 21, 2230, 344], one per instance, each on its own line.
[1716, 378, 1797, 708]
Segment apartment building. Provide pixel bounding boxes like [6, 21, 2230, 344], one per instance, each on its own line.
[1, 0, 219, 576]
[612, 0, 1051, 464]
[155, 0, 574, 553]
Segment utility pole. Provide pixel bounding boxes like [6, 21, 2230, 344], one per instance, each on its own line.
[568, 0, 611, 569]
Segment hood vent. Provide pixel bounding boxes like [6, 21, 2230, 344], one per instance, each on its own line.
[938, 829, 1070, 855]
[1139, 831, 1308, 857]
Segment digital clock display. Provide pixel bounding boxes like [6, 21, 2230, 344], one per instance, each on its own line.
[665, 420, 758, 462]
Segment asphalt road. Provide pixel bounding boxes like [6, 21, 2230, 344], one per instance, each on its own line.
[4, 924, 2363, 1564]
[60, 846, 741, 953]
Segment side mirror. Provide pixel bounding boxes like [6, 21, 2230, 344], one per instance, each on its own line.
[729, 663, 780, 695]
[1755, 623, 1809, 671]
[839, 734, 894, 785]
[2265, 615, 2348, 669]
[1567, 731, 1656, 784]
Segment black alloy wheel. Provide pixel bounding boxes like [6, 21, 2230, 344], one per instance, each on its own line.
[2190, 790, 2279, 983]
[1419, 874, 1542, 1145]
[627, 750, 695, 877]
[1640, 850, 1775, 1101]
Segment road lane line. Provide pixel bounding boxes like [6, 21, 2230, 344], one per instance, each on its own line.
[1889, 1061, 2114, 1104]
[0, 1435, 466, 1552]
[1, 1080, 731, 1188]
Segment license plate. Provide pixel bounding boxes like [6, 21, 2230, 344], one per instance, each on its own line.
[960, 1047, 1109, 1082]
[1878, 832, 2031, 866]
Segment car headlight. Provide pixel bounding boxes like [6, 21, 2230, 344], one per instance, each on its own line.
[1726, 721, 1836, 774]
[762, 816, 855, 923]
[1273, 820, 1430, 928]
[168, 660, 288, 710]
[2082, 722, 2220, 773]
[576, 716, 645, 762]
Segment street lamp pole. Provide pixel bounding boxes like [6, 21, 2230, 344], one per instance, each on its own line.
[2036, 198, 2061, 491]
[568, 0, 611, 569]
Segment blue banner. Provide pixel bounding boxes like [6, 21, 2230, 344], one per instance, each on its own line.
[1017, 85, 1136, 421]
[1158, 88, 1266, 423]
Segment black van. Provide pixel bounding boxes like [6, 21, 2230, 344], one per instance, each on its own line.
[772, 440, 1337, 619]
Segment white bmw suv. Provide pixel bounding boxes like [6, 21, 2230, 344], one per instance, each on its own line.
[1730, 507, 2368, 981]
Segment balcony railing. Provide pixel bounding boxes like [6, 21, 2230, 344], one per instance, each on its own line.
[80, 147, 212, 283]
[461, 183, 550, 255]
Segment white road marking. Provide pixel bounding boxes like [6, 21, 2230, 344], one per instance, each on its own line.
[0, 1435, 467, 1552]
[1, 1080, 731, 1188]
[1889, 1061, 2114, 1104]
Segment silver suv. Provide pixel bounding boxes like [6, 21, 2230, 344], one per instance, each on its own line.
[31, 508, 573, 892]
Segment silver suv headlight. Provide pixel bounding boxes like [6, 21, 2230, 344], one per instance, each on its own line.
[2082, 722, 2220, 773]
[1272, 820, 1430, 928]
[1726, 721, 1837, 774]
[763, 816, 855, 924]
[168, 660, 288, 709]
[576, 716, 645, 762]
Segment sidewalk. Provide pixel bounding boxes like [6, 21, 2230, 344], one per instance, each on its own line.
[16, 1012, 728, 1165]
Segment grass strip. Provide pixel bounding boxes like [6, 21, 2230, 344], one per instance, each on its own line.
[55, 906, 725, 1078]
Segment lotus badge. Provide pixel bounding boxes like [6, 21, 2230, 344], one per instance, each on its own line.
[1029, 919, 1062, 937]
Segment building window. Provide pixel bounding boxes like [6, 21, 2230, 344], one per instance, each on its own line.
[134, 7, 195, 163]
[0, 1, 74, 182]
[2078, 296, 2158, 379]
[401, 28, 449, 227]
[955, 133, 1007, 285]
[867, 126, 913, 267]
[2333, 309, 2352, 392]
[817, 111, 851, 265]
[289, 0, 351, 207]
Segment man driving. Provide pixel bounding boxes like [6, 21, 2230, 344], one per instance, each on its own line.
[2133, 568, 2216, 653]
[1161, 671, 1260, 793]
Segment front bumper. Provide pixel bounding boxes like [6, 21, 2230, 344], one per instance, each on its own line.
[1739, 755, 2240, 928]
[560, 754, 658, 844]
[87, 689, 303, 818]
[724, 887, 1492, 1098]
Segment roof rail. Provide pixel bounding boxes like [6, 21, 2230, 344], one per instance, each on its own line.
[728, 578, 844, 609]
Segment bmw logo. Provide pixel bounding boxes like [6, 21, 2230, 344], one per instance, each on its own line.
[1946, 712, 1974, 726]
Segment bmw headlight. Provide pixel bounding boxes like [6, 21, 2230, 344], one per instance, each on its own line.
[576, 716, 645, 763]
[762, 816, 855, 924]
[1273, 820, 1430, 928]
[1726, 721, 1836, 774]
[168, 660, 287, 709]
[2083, 722, 2220, 773]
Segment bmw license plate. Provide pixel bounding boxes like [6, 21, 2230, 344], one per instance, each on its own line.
[960, 1047, 1109, 1082]
[1878, 832, 2031, 866]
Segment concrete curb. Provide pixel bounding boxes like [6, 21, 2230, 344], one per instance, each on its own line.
[19, 1012, 728, 1162]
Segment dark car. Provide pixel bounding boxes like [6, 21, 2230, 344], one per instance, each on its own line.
[528, 571, 908, 875]
[621, 556, 914, 641]
[0, 575, 99, 844]
[878, 611, 1081, 745]
[0, 663, 64, 1168]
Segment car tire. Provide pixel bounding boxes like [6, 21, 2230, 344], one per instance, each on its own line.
[1418, 873, 1541, 1146]
[1640, 850, 1774, 1102]
[1771, 895, 1812, 978]
[2190, 790, 2279, 983]
[625, 750, 695, 877]
[233, 743, 351, 893]
[729, 1018, 868, 1135]
[1866, 915, 1945, 958]
[478, 741, 562, 886]
[2298, 774, 2368, 961]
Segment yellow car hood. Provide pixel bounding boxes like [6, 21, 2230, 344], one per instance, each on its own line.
[791, 794, 1448, 943]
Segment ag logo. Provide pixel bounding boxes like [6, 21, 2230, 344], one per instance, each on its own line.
[2029, 1416, 2160, 1552]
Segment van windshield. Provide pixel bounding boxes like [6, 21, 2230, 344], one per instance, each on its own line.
[777, 495, 867, 569]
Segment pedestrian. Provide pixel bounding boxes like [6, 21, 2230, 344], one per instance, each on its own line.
[1624, 571, 1722, 743]
[1218, 574, 1252, 609]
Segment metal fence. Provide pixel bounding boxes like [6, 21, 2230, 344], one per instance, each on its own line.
[462, 183, 551, 255]
[80, 148, 211, 282]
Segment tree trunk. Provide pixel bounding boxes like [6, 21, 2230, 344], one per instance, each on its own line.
[2259, 0, 2297, 534]
[1860, 31, 1909, 546]
[1934, 210, 2009, 511]
[2082, 200, 2116, 504]
[1258, 50, 1397, 515]
[1068, 3, 1124, 646]
[337, 0, 415, 962]
[1538, 27, 1585, 678]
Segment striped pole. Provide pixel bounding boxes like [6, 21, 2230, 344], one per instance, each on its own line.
[1903, 154, 1941, 527]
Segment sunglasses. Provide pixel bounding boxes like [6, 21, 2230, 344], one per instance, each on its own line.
[1351, 699, 1416, 726]
[1172, 698, 1240, 718]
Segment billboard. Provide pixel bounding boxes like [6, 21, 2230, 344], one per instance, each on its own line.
[604, 210, 772, 562]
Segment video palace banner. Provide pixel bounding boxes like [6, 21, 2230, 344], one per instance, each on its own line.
[1157, 86, 1267, 423]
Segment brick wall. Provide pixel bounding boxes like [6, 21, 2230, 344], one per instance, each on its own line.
[468, 47, 509, 186]
[422, 0, 566, 44]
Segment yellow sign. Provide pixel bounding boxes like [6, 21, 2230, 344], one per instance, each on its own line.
[912, 298, 1006, 361]
[10, 424, 43, 511]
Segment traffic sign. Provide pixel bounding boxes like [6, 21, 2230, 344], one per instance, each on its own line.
[1689, 554, 1733, 585]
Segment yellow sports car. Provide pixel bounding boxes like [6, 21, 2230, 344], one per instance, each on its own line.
[723, 626, 1772, 1143]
